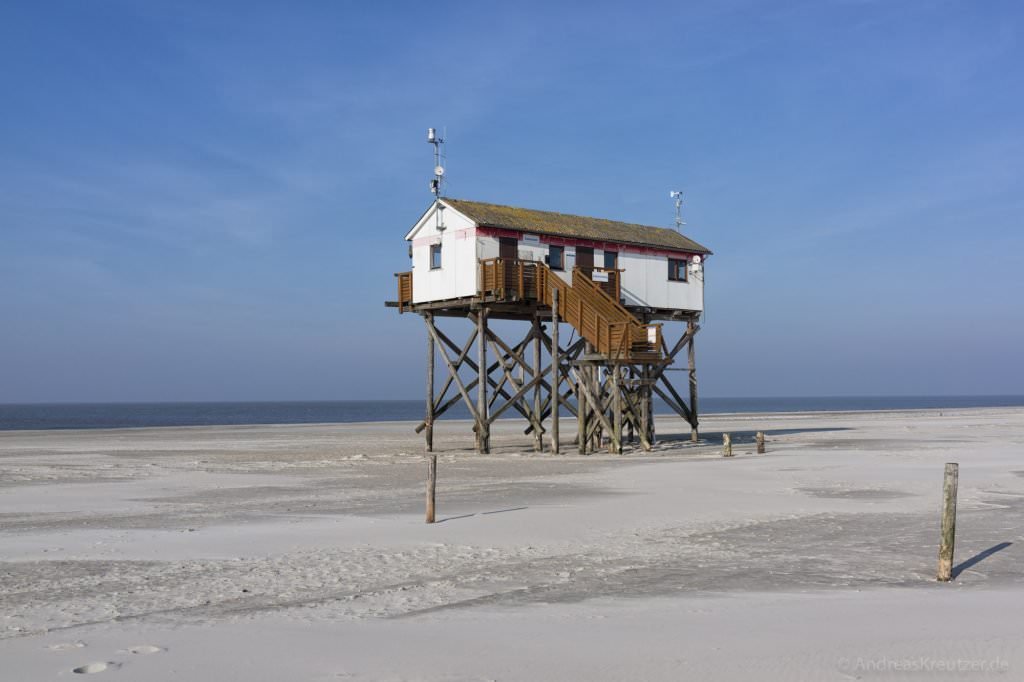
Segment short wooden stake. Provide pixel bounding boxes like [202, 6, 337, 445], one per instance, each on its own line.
[756, 431, 765, 454]
[722, 433, 733, 457]
[937, 462, 959, 581]
[426, 455, 437, 524]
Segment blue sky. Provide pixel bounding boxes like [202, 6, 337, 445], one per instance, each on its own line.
[1, 0, 1022, 402]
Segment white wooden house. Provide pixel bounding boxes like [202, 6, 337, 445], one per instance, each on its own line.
[402, 198, 711, 313]
[393, 197, 713, 454]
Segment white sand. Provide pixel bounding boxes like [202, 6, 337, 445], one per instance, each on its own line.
[1, 408, 1023, 680]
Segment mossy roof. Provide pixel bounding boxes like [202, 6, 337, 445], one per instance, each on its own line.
[443, 198, 712, 254]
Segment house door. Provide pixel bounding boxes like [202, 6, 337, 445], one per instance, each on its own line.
[498, 237, 519, 295]
[499, 237, 518, 260]
[576, 246, 594, 276]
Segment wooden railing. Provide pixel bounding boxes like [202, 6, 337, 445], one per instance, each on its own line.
[590, 267, 622, 302]
[395, 271, 413, 313]
[479, 258, 541, 301]
[568, 269, 661, 360]
[479, 259, 659, 360]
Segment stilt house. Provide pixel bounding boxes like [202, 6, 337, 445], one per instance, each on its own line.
[389, 198, 712, 455]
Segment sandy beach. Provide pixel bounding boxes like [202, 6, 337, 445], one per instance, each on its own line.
[2, 408, 1023, 680]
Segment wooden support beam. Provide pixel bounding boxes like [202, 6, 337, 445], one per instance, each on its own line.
[425, 313, 435, 452]
[487, 372, 544, 425]
[526, 334, 584, 434]
[613, 366, 623, 454]
[652, 383, 689, 422]
[620, 379, 650, 451]
[578, 343, 590, 455]
[639, 365, 651, 451]
[486, 337, 544, 434]
[533, 316, 543, 452]
[418, 323, 533, 431]
[584, 370, 617, 451]
[484, 325, 552, 395]
[424, 318, 481, 433]
[477, 309, 490, 453]
[551, 288, 560, 454]
[414, 323, 478, 433]
[534, 384, 578, 427]
[652, 325, 698, 383]
[571, 365, 615, 439]
[688, 317, 699, 442]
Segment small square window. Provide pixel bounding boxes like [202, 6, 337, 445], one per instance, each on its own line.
[603, 251, 618, 269]
[548, 245, 565, 270]
[430, 244, 442, 269]
[668, 258, 688, 282]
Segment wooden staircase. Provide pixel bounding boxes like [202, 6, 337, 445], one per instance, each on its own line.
[480, 258, 662, 361]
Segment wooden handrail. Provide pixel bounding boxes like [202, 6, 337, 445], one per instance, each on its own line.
[395, 271, 413, 313]
[477, 258, 659, 360]
[589, 266, 623, 302]
[540, 262, 660, 361]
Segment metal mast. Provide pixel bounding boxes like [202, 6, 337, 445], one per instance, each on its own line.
[669, 190, 685, 232]
[428, 127, 446, 230]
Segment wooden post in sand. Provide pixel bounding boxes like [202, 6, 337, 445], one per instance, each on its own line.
[937, 462, 959, 581]
[756, 431, 765, 454]
[722, 433, 733, 457]
[426, 455, 437, 524]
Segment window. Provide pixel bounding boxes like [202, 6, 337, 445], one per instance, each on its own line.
[430, 244, 442, 269]
[603, 250, 618, 269]
[548, 245, 565, 270]
[668, 258, 688, 282]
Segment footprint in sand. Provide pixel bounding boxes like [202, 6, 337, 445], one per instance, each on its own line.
[47, 641, 86, 651]
[72, 662, 120, 674]
[123, 645, 163, 655]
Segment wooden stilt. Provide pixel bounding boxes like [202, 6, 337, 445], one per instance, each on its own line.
[648, 364, 657, 446]
[425, 321, 481, 439]
[477, 309, 490, 453]
[424, 313, 435, 453]
[423, 323, 536, 431]
[622, 366, 630, 440]
[578, 344, 591, 454]
[407, 268, 702, 457]
[688, 316, 699, 442]
[613, 365, 623, 454]
[551, 289, 560, 454]
[639, 365, 651, 452]
[643, 365, 651, 447]
[533, 316, 543, 452]
[623, 378, 650, 451]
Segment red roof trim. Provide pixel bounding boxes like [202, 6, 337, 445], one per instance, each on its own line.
[475, 225, 706, 259]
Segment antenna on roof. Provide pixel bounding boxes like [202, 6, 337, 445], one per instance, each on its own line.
[427, 128, 445, 198]
[669, 190, 685, 232]
[427, 127, 447, 231]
